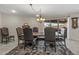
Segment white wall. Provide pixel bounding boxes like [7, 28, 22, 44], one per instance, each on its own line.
[1, 13, 44, 41]
[0, 13, 2, 42]
[67, 16, 79, 54]
[0, 13, 2, 28]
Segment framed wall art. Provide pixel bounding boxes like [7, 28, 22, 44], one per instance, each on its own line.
[72, 17, 78, 29]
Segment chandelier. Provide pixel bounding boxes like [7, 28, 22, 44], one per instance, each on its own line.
[36, 13, 45, 23]
[30, 4, 46, 23]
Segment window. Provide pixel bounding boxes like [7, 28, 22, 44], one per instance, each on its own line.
[44, 22, 65, 27]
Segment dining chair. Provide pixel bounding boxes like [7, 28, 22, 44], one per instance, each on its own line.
[1, 27, 9, 43]
[1, 27, 15, 43]
[22, 24, 30, 29]
[56, 27, 67, 54]
[32, 27, 39, 46]
[16, 27, 24, 48]
[44, 27, 56, 52]
[23, 28, 34, 50]
[33, 27, 39, 33]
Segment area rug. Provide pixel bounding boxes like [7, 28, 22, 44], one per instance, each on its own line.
[6, 40, 74, 55]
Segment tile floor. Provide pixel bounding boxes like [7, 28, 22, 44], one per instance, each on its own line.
[0, 40, 18, 55]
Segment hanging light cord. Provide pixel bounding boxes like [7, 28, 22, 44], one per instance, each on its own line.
[29, 4, 39, 14]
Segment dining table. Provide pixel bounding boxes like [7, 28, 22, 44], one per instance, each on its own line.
[33, 32, 45, 40]
[33, 32, 44, 36]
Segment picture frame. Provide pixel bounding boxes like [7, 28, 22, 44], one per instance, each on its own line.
[72, 17, 78, 29]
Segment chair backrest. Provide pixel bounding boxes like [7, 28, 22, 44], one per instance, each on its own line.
[1, 27, 9, 36]
[33, 27, 39, 33]
[44, 27, 56, 42]
[16, 27, 23, 37]
[22, 25, 30, 29]
[23, 28, 33, 41]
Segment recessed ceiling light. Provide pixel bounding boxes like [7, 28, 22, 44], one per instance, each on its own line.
[11, 10, 16, 13]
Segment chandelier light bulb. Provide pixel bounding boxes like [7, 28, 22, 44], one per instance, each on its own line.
[40, 18, 43, 20]
[43, 18, 45, 21]
[36, 18, 40, 21]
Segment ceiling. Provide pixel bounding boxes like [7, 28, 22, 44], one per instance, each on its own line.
[0, 4, 79, 19]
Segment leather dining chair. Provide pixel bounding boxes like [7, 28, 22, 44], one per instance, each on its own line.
[33, 27, 39, 33]
[23, 28, 34, 50]
[44, 27, 56, 52]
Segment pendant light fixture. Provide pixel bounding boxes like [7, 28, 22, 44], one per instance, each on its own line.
[36, 9, 45, 23]
[29, 4, 46, 23]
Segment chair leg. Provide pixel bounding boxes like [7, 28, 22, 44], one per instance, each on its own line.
[64, 39, 67, 54]
[64, 40, 66, 49]
[54, 42, 56, 52]
[1, 37, 3, 43]
[36, 39, 38, 50]
[18, 42, 20, 49]
[24, 45, 25, 50]
[6, 37, 8, 44]
[32, 42, 35, 50]
[33, 38, 37, 50]
[24, 42, 26, 50]
[44, 41, 46, 51]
